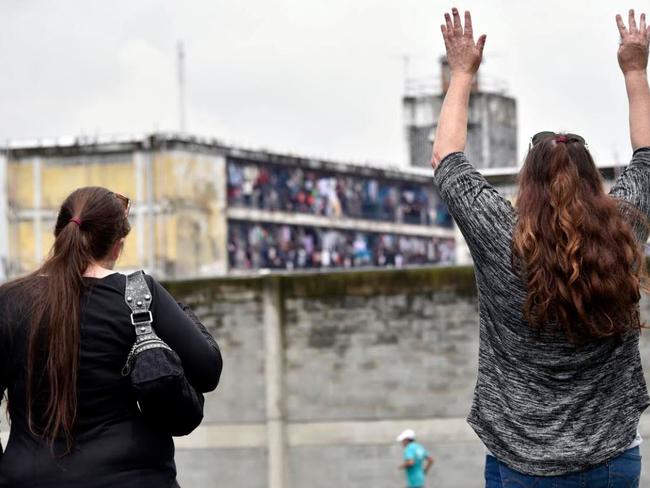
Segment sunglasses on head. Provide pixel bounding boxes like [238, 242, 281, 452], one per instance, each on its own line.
[113, 192, 131, 218]
[530, 131, 587, 149]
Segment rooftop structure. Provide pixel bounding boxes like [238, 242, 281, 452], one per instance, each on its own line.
[404, 58, 518, 169]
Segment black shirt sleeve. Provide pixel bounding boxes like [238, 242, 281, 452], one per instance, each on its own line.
[0, 291, 10, 458]
[146, 276, 222, 393]
[175, 301, 221, 354]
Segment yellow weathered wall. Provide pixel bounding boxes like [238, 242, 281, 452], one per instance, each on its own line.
[7, 150, 227, 279]
[16, 221, 36, 272]
[8, 163, 34, 208]
[151, 151, 225, 277]
[40, 161, 136, 209]
[120, 228, 140, 268]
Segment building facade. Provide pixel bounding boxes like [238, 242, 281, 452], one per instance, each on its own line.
[1, 134, 457, 281]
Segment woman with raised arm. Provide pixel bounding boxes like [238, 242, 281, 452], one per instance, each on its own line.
[433, 8, 650, 487]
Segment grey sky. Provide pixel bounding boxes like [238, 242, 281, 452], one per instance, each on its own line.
[0, 1, 644, 167]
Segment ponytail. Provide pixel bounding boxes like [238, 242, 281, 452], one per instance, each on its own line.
[27, 218, 91, 450]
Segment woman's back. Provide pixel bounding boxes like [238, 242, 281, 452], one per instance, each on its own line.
[0, 272, 221, 487]
[433, 148, 650, 475]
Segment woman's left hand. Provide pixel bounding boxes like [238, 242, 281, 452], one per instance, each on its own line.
[441, 8, 486, 76]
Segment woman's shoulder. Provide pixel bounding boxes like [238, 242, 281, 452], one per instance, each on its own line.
[0, 276, 40, 306]
[86, 270, 157, 287]
[0, 277, 42, 334]
[83, 271, 166, 304]
[120, 271, 166, 301]
[124, 270, 160, 290]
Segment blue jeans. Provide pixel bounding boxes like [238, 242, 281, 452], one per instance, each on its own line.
[485, 447, 641, 487]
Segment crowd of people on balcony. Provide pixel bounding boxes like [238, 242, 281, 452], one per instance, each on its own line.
[227, 221, 455, 271]
[227, 160, 453, 227]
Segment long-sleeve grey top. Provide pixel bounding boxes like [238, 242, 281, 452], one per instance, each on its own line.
[433, 148, 650, 476]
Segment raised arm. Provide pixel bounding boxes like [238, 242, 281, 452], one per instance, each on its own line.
[617, 9, 650, 150]
[431, 8, 486, 168]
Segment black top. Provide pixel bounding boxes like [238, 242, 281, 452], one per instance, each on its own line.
[433, 149, 650, 475]
[0, 273, 222, 487]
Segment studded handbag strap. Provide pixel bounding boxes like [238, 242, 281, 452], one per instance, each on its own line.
[125, 270, 154, 335]
[122, 270, 171, 375]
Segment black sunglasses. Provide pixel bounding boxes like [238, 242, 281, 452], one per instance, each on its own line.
[530, 131, 587, 149]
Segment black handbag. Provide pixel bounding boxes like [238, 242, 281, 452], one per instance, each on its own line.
[121, 270, 204, 436]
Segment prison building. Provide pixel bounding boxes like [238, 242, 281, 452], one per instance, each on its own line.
[0, 134, 458, 281]
[404, 57, 518, 169]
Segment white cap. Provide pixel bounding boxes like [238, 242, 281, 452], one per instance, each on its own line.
[396, 429, 416, 442]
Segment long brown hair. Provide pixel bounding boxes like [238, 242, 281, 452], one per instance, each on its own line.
[513, 134, 648, 342]
[1, 187, 130, 451]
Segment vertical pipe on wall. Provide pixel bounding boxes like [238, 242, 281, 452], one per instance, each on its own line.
[146, 150, 156, 274]
[263, 277, 288, 488]
[134, 151, 146, 269]
[480, 94, 491, 167]
[0, 151, 8, 282]
[214, 153, 228, 275]
[33, 157, 43, 265]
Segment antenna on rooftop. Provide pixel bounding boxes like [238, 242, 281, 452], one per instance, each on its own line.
[177, 41, 187, 133]
[402, 54, 410, 93]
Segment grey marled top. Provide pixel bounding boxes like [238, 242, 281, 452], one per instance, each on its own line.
[433, 148, 650, 475]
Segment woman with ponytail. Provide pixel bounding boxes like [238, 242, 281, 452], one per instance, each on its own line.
[434, 8, 650, 487]
[0, 187, 222, 487]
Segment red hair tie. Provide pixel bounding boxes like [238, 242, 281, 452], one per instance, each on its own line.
[555, 135, 568, 143]
[70, 217, 82, 226]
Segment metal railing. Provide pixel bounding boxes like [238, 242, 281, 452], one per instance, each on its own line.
[404, 75, 510, 97]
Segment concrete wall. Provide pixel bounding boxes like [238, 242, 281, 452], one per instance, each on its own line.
[282, 276, 478, 421]
[171, 278, 267, 424]
[163, 266, 650, 488]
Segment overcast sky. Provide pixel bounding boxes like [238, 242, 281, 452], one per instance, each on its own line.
[0, 1, 644, 167]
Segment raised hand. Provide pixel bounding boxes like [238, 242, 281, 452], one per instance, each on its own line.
[440, 8, 486, 76]
[617, 9, 649, 74]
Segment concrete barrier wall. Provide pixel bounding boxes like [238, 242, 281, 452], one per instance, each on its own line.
[171, 278, 267, 424]
[162, 266, 650, 488]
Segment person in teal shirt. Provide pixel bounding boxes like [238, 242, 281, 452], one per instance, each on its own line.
[397, 429, 434, 488]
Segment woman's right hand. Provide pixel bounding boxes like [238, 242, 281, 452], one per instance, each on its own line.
[617, 9, 649, 74]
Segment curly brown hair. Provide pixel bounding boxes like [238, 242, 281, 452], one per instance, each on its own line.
[513, 134, 648, 342]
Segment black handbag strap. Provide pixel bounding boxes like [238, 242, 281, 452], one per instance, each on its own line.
[125, 270, 154, 336]
[122, 270, 171, 375]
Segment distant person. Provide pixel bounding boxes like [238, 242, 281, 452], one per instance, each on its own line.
[397, 429, 434, 488]
[433, 7, 650, 487]
[0, 187, 222, 487]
